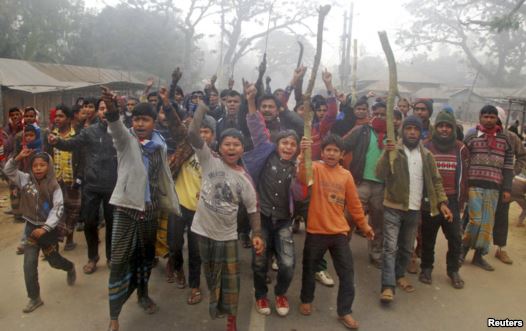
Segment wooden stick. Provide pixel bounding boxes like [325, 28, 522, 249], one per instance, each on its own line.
[303, 5, 331, 185]
[378, 31, 399, 172]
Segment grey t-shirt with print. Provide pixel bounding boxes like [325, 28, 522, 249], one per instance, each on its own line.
[191, 144, 258, 241]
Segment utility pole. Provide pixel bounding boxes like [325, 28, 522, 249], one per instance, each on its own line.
[339, 2, 354, 90]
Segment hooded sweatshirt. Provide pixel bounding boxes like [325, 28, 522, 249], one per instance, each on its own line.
[4, 153, 63, 232]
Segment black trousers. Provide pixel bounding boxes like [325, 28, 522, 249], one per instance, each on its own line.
[168, 206, 201, 289]
[493, 196, 509, 247]
[420, 198, 461, 273]
[24, 223, 74, 299]
[300, 233, 355, 316]
[81, 189, 114, 261]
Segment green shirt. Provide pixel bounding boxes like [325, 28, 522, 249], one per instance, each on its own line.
[363, 129, 383, 183]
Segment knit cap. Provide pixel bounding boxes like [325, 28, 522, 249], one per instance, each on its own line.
[434, 110, 456, 128]
[403, 115, 423, 131]
[414, 98, 434, 116]
[201, 115, 217, 133]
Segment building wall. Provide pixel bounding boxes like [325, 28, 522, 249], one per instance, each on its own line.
[2, 84, 143, 127]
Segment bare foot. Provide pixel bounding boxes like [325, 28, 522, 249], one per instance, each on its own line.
[109, 320, 119, 331]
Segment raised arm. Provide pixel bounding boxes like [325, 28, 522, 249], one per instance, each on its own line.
[4, 150, 32, 188]
[160, 87, 187, 142]
[102, 87, 131, 152]
[319, 69, 338, 137]
[169, 67, 183, 100]
[188, 102, 208, 149]
[245, 83, 271, 147]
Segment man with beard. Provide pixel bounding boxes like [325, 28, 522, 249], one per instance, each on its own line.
[343, 102, 388, 269]
[376, 115, 451, 303]
[420, 110, 469, 289]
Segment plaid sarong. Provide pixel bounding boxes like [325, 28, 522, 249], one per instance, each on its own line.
[463, 187, 499, 254]
[198, 235, 239, 318]
[60, 182, 81, 236]
[108, 206, 158, 320]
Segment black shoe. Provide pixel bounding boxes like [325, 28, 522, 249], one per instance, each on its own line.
[447, 271, 465, 289]
[418, 268, 432, 284]
[472, 252, 494, 271]
[23, 297, 44, 313]
[67, 266, 77, 286]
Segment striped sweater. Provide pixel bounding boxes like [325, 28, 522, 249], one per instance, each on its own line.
[464, 129, 514, 191]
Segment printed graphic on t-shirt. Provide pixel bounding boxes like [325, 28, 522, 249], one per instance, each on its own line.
[201, 171, 242, 216]
[320, 180, 345, 207]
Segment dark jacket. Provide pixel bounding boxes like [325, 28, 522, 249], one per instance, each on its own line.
[343, 124, 372, 185]
[375, 142, 448, 217]
[54, 121, 117, 192]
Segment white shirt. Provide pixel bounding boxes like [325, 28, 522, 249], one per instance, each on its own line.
[404, 145, 423, 210]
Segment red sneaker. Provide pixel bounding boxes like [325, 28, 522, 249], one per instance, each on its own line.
[275, 295, 290, 316]
[255, 297, 271, 315]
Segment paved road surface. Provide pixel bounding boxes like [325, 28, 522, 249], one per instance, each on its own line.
[0, 183, 524, 330]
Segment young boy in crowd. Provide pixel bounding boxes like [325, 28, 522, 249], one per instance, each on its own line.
[188, 101, 264, 331]
[4, 150, 76, 313]
[243, 83, 301, 317]
[101, 88, 180, 331]
[298, 134, 374, 330]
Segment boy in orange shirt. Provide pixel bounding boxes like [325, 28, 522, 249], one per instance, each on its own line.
[298, 134, 374, 329]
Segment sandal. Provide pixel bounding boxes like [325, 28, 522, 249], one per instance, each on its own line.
[138, 296, 159, 314]
[83, 257, 99, 274]
[396, 277, 415, 293]
[338, 314, 360, 329]
[379, 288, 394, 303]
[187, 289, 202, 305]
[299, 303, 312, 316]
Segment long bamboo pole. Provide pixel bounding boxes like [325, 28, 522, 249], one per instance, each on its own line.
[378, 31, 399, 171]
[303, 5, 331, 185]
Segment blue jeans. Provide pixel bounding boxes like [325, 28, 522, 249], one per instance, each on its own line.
[382, 207, 420, 289]
[252, 215, 295, 299]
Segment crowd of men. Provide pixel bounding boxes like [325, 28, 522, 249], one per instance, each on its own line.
[1, 63, 525, 331]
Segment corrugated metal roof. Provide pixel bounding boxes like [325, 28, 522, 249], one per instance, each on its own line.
[0, 58, 150, 93]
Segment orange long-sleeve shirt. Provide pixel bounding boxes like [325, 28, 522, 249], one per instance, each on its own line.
[298, 161, 367, 235]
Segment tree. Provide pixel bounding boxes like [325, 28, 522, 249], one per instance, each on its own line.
[0, 0, 85, 62]
[66, 3, 189, 80]
[253, 30, 315, 76]
[217, 0, 317, 84]
[397, 0, 526, 86]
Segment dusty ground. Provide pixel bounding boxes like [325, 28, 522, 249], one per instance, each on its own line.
[0, 180, 524, 330]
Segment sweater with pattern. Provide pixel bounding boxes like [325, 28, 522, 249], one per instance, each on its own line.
[464, 129, 514, 191]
